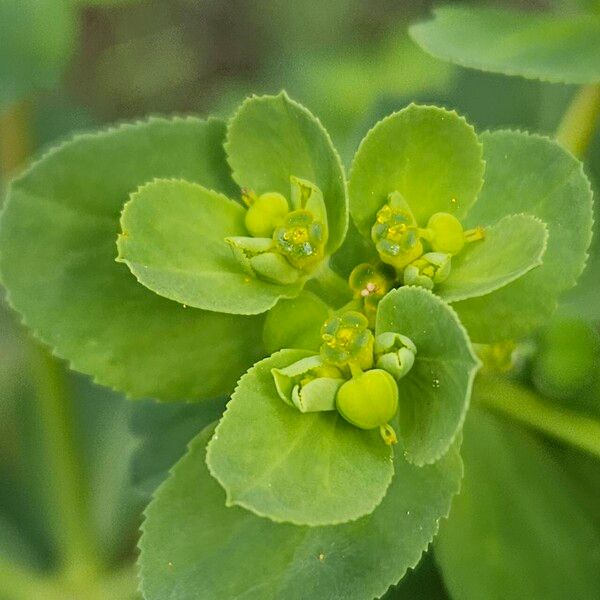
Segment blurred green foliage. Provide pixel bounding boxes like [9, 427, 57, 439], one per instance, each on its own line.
[0, 0, 599, 598]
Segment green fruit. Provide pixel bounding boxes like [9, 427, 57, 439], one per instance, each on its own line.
[245, 192, 289, 238]
[336, 369, 398, 430]
[427, 212, 465, 255]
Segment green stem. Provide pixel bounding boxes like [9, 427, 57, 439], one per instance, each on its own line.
[0, 556, 65, 600]
[30, 345, 103, 583]
[97, 563, 139, 598]
[309, 262, 353, 308]
[474, 374, 600, 459]
[555, 84, 600, 158]
[0, 100, 32, 180]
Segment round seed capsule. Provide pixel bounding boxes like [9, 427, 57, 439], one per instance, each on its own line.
[427, 212, 465, 255]
[245, 192, 289, 238]
[336, 369, 398, 430]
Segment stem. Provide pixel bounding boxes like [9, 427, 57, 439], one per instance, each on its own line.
[309, 262, 353, 308]
[97, 563, 139, 598]
[474, 374, 600, 459]
[0, 100, 32, 180]
[30, 345, 103, 583]
[0, 556, 65, 600]
[555, 84, 600, 158]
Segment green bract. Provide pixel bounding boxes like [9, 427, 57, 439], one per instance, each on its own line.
[0, 118, 264, 400]
[140, 425, 463, 600]
[206, 350, 395, 526]
[207, 287, 476, 524]
[453, 131, 593, 342]
[377, 287, 480, 465]
[117, 93, 347, 315]
[410, 6, 600, 84]
[348, 104, 592, 343]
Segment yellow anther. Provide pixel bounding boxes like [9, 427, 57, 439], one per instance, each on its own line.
[464, 226, 486, 243]
[376, 205, 392, 223]
[291, 227, 309, 243]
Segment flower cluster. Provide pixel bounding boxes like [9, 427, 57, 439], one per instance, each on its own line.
[227, 177, 328, 285]
[273, 310, 417, 444]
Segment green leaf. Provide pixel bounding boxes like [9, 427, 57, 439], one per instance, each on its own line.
[206, 349, 394, 526]
[453, 130, 593, 342]
[117, 179, 302, 314]
[410, 6, 600, 85]
[349, 104, 484, 237]
[139, 425, 463, 600]
[0, 118, 265, 401]
[376, 287, 480, 465]
[435, 406, 600, 600]
[437, 214, 548, 303]
[0, 0, 75, 109]
[263, 291, 331, 353]
[225, 93, 348, 254]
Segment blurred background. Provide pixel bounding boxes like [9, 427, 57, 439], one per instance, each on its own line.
[1, 0, 599, 598]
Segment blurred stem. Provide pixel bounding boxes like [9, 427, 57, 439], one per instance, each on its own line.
[0, 100, 32, 180]
[475, 374, 600, 459]
[31, 345, 103, 584]
[98, 563, 139, 599]
[0, 556, 65, 600]
[556, 84, 600, 158]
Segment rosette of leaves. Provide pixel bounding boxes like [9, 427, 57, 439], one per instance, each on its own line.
[0, 93, 594, 599]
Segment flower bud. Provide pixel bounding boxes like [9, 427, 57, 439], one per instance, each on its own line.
[244, 191, 289, 238]
[290, 176, 328, 227]
[336, 369, 399, 444]
[403, 252, 451, 290]
[374, 331, 417, 380]
[320, 311, 373, 370]
[226, 236, 275, 275]
[371, 193, 423, 270]
[226, 236, 300, 284]
[273, 210, 326, 270]
[272, 355, 344, 413]
[249, 252, 301, 284]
